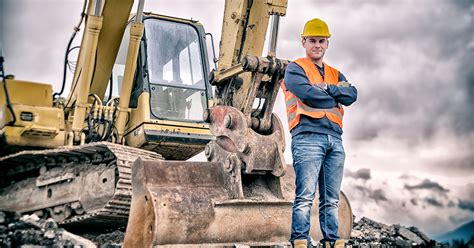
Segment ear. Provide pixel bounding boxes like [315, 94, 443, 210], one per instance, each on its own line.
[327, 39, 330, 49]
[301, 38, 306, 47]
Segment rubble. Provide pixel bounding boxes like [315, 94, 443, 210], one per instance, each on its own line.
[0, 211, 95, 247]
[347, 217, 443, 248]
[0, 211, 455, 247]
[82, 230, 124, 247]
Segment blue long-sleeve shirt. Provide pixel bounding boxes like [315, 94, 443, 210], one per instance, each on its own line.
[283, 62, 358, 139]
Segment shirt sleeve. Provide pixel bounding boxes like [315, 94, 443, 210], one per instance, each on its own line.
[283, 62, 338, 109]
[327, 71, 358, 106]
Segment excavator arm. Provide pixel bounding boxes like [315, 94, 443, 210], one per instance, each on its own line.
[204, 0, 291, 182]
[211, 0, 288, 132]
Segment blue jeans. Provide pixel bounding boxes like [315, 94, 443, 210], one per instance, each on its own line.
[290, 132, 345, 245]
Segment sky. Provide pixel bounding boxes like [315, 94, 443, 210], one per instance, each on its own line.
[1, 0, 473, 238]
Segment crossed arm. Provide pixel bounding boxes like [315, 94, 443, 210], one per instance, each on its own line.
[283, 63, 358, 108]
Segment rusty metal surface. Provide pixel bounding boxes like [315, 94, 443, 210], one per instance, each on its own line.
[123, 159, 352, 247]
[204, 105, 287, 201]
[207, 106, 286, 175]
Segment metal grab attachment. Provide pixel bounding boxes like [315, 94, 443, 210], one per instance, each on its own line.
[209, 55, 290, 133]
[204, 105, 287, 199]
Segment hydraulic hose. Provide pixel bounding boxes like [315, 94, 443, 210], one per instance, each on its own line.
[53, 0, 87, 99]
[0, 54, 16, 125]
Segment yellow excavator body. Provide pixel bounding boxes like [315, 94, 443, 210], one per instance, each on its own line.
[0, 0, 353, 246]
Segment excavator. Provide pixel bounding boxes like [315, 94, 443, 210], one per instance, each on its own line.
[0, 0, 352, 246]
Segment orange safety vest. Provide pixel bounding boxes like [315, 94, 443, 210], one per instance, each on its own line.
[281, 58, 344, 131]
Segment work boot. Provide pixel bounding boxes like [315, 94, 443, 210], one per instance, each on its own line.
[324, 240, 345, 248]
[294, 239, 307, 248]
[334, 239, 345, 248]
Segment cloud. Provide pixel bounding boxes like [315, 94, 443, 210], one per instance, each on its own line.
[369, 189, 388, 202]
[404, 179, 449, 194]
[343, 171, 474, 236]
[345, 168, 371, 180]
[332, 0, 474, 154]
[424, 197, 444, 208]
[429, 154, 474, 176]
[458, 200, 474, 212]
[353, 185, 388, 203]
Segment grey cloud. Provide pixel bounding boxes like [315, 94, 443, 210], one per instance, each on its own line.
[0, 1, 4, 45]
[452, 0, 474, 9]
[453, 56, 474, 135]
[2, 1, 80, 85]
[431, 155, 474, 176]
[424, 197, 444, 208]
[369, 189, 388, 202]
[345, 168, 371, 181]
[354, 185, 366, 193]
[399, 174, 419, 180]
[458, 200, 474, 212]
[354, 185, 388, 203]
[328, 0, 474, 147]
[404, 179, 449, 194]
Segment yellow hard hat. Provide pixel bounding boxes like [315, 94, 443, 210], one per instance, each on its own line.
[301, 18, 331, 38]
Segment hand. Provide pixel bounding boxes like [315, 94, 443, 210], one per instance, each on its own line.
[315, 82, 328, 91]
[338, 81, 351, 87]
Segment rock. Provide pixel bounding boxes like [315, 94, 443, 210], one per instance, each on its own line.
[60, 230, 97, 248]
[0, 210, 97, 247]
[395, 238, 412, 247]
[0, 211, 6, 224]
[44, 230, 55, 239]
[21, 214, 40, 222]
[397, 226, 425, 245]
[359, 217, 385, 229]
[347, 216, 446, 247]
[44, 218, 58, 229]
[408, 226, 431, 243]
[351, 229, 363, 238]
[380, 237, 394, 243]
[82, 230, 124, 246]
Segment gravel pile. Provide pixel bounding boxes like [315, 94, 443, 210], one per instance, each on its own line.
[0, 211, 95, 247]
[347, 217, 444, 248]
[82, 230, 124, 247]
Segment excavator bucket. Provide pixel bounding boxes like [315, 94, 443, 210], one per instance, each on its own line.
[123, 158, 352, 247]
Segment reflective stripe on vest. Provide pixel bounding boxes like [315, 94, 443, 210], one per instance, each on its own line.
[281, 58, 344, 131]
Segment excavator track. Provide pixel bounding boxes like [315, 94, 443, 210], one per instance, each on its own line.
[0, 142, 163, 230]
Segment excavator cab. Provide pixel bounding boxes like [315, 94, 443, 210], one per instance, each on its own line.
[113, 14, 214, 160]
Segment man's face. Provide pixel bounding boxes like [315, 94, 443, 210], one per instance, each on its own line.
[302, 36, 329, 61]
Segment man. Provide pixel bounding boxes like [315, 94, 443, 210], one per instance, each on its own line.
[281, 18, 357, 248]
